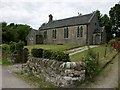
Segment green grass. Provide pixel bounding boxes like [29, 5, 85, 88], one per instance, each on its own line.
[15, 72, 56, 88]
[70, 45, 110, 62]
[2, 57, 11, 65]
[25, 44, 79, 53]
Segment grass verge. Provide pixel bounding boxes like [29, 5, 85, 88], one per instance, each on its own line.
[70, 45, 113, 62]
[15, 72, 56, 88]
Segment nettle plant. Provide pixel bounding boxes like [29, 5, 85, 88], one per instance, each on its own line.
[83, 47, 99, 80]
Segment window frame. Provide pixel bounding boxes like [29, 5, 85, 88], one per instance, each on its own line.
[52, 29, 57, 39]
[64, 27, 69, 39]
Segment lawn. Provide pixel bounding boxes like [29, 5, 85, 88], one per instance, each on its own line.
[70, 45, 112, 62]
[25, 44, 80, 53]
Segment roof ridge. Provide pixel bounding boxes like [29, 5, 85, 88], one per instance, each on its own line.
[50, 13, 93, 23]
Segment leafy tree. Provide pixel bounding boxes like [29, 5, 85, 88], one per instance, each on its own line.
[1, 22, 31, 44]
[96, 10, 112, 42]
[109, 4, 120, 37]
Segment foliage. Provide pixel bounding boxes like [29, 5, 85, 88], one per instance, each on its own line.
[16, 41, 24, 51]
[83, 47, 100, 80]
[109, 4, 120, 37]
[31, 48, 43, 58]
[51, 51, 70, 62]
[96, 10, 112, 42]
[31, 48, 70, 62]
[108, 39, 115, 47]
[43, 49, 52, 59]
[2, 44, 10, 54]
[23, 48, 29, 63]
[9, 42, 16, 53]
[16, 41, 25, 63]
[1, 22, 31, 44]
[2, 57, 11, 65]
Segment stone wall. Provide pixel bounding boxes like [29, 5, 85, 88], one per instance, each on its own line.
[41, 25, 87, 46]
[22, 56, 86, 87]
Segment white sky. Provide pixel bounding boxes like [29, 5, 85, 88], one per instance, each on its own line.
[0, 0, 119, 29]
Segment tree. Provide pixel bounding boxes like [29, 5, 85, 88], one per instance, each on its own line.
[96, 10, 103, 27]
[96, 10, 112, 42]
[1, 22, 31, 44]
[109, 4, 120, 37]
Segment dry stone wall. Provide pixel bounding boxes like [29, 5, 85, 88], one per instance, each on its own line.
[22, 56, 86, 87]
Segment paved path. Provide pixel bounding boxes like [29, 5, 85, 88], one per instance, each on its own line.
[67, 45, 98, 55]
[2, 66, 32, 88]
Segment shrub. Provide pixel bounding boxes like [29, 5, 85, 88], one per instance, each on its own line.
[16, 41, 24, 51]
[108, 39, 115, 47]
[31, 48, 43, 58]
[16, 41, 25, 63]
[2, 44, 10, 54]
[83, 47, 99, 80]
[51, 51, 70, 62]
[32, 48, 70, 62]
[43, 50, 52, 59]
[23, 48, 29, 63]
[9, 42, 16, 53]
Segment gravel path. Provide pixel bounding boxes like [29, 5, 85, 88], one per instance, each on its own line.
[2, 66, 32, 88]
[84, 52, 119, 88]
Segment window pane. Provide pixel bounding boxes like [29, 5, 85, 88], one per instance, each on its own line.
[64, 27, 69, 38]
[52, 30, 56, 39]
[80, 26, 83, 37]
[77, 26, 80, 37]
[44, 31, 47, 39]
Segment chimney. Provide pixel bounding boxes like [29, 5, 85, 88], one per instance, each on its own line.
[49, 14, 53, 22]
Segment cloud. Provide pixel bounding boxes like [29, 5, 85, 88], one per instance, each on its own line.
[0, 0, 119, 29]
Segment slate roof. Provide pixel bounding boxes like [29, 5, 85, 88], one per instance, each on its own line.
[40, 13, 95, 30]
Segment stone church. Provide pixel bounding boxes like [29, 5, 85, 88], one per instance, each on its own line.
[27, 11, 106, 45]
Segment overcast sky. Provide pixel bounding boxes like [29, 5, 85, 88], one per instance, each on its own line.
[0, 0, 119, 29]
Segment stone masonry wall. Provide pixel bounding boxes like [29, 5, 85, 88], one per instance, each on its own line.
[22, 56, 85, 87]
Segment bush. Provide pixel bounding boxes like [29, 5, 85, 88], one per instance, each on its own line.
[108, 39, 115, 47]
[43, 50, 52, 59]
[9, 42, 16, 53]
[31, 48, 43, 58]
[32, 48, 70, 62]
[16, 41, 24, 51]
[51, 51, 70, 62]
[2, 44, 10, 54]
[16, 41, 25, 63]
[83, 47, 99, 80]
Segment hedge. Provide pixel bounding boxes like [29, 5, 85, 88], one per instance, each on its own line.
[51, 51, 70, 62]
[31, 48, 43, 58]
[43, 50, 52, 59]
[31, 48, 70, 62]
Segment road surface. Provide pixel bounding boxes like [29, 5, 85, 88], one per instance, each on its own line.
[2, 66, 32, 88]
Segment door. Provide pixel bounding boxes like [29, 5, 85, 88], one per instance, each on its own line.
[95, 34, 101, 44]
[36, 35, 43, 44]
